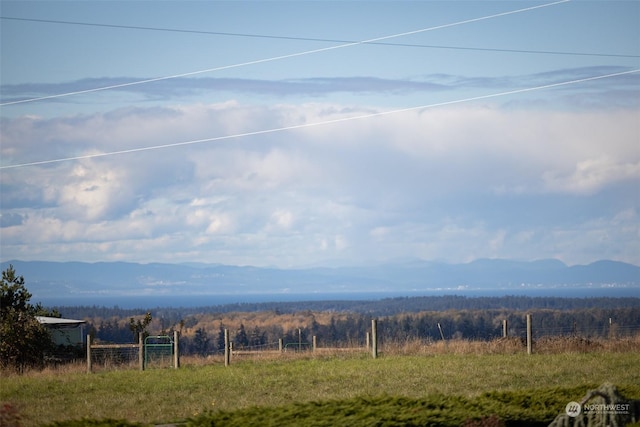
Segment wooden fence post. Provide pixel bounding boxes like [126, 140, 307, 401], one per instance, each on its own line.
[609, 318, 613, 340]
[173, 330, 180, 369]
[366, 332, 370, 350]
[312, 335, 317, 352]
[502, 319, 508, 338]
[371, 319, 378, 359]
[139, 333, 144, 371]
[224, 329, 230, 367]
[278, 338, 283, 352]
[437, 323, 445, 341]
[526, 314, 532, 355]
[86, 334, 92, 374]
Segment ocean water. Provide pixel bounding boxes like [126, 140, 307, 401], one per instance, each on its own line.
[37, 287, 640, 309]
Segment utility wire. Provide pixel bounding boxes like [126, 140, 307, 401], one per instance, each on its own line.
[2, 13, 634, 59]
[1, 68, 637, 170]
[0, 0, 571, 106]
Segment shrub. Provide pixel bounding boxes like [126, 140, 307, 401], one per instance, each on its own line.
[0, 402, 22, 427]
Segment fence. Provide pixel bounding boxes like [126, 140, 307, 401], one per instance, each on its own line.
[219, 316, 639, 365]
[387, 315, 640, 354]
[222, 320, 378, 365]
[500, 316, 639, 339]
[86, 316, 639, 370]
[87, 331, 179, 373]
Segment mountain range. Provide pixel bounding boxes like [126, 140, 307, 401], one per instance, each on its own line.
[2, 259, 639, 299]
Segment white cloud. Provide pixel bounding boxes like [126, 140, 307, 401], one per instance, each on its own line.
[56, 164, 133, 221]
[270, 210, 294, 230]
[543, 158, 640, 195]
[1, 100, 638, 266]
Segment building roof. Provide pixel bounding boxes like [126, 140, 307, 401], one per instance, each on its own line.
[36, 316, 86, 325]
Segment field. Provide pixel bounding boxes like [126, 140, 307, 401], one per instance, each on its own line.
[2, 340, 640, 427]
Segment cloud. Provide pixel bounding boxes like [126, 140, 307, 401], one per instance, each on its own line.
[1, 98, 638, 266]
[2, 66, 637, 108]
[0, 75, 448, 103]
[543, 158, 640, 195]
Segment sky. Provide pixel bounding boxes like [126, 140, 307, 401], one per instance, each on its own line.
[1, 0, 639, 268]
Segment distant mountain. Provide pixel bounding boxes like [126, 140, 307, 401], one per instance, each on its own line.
[1, 259, 638, 299]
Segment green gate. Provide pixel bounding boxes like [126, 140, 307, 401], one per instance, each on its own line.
[144, 335, 174, 368]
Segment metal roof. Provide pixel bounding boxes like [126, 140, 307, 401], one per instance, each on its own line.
[36, 316, 86, 325]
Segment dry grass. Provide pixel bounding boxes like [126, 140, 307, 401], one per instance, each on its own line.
[1, 360, 86, 379]
[381, 333, 640, 356]
[177, 334, 640, 369]
[181, 347, 370, 367]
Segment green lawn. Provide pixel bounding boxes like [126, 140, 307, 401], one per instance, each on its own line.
[2, 352, 639, 426]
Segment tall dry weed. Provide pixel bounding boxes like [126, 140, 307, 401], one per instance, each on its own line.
[1, 360, 85, 379]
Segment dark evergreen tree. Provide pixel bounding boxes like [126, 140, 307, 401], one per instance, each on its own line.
[235, 324, 249, 348]
[192, 327, 210, 356]
[0, 265, 56, 372]
[249, 326, 266, 347]
[328, 317, 339, 344]
[217, 324, 226, 352]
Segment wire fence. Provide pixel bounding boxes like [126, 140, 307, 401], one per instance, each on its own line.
[511, 324, 640, 339]
[83, 318, 640, 371]
[88, 343, 140, 372]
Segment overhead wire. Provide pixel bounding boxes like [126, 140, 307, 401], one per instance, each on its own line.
[2, 68, 637, 170]
[0, 0, 571, 106]
[2, 14, 635, 59]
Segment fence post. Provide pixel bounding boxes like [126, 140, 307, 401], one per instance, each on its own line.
[366, 332, 370, 350]
[312, 335, 317, 352]
[371, 319, 378, 359]
[526, 314, 532, 355]
[278, 338, 283, 352]
[437, 323, 445, 341]
[502, 319, 508, 338]
[224, 329, 230, 367]
[86, 334, 92, 374]
[139, 333, 144, 371]
[173, 330, 180, 369]
[609, 318, 613, 340]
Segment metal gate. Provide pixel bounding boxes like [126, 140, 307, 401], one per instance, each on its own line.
[144, 335, 174, 368]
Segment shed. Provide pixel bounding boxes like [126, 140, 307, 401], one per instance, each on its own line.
[36, 316, 86, 347]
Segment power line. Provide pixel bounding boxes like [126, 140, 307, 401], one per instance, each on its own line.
[2, 68, 637, 170]
[0, 0, 571, 106]
[2, 13, 633, 59]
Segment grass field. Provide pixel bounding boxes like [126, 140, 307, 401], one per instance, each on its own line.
[2, 346, 640, 426]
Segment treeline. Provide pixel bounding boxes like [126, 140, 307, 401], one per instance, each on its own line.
[53, 295, 640, 320]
